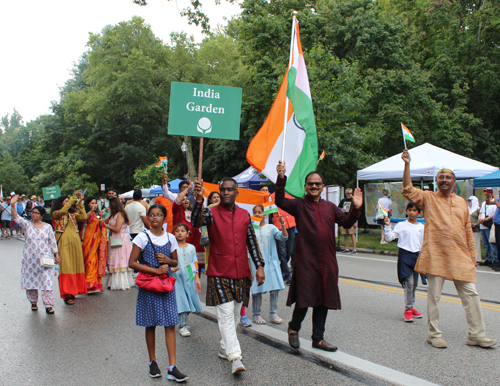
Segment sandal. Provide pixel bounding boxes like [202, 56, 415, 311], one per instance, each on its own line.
[31, 303, 38, 311]
[64, 298, 75, 305]
[253, 316, 266, 324]
[45, 307, 55, 314]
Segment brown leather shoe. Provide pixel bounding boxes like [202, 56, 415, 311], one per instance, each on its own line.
[312, 340, 338, 352]
[288, 328, 300, 349]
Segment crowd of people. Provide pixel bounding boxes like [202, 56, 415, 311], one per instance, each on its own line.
[3, 154, 499, 382]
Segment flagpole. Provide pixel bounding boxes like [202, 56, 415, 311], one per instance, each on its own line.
[281, 11, 298, 162]
[401, 123, 407, 149]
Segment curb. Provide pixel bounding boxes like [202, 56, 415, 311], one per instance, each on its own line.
[355, 247, 398, 256]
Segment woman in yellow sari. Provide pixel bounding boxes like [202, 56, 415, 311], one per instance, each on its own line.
[81, 197, 107, 293]
[52, 191, 87, 305]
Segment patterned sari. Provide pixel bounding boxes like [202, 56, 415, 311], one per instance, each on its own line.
[80, 212, 107, 292]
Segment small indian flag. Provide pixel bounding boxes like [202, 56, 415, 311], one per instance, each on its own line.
[401, 123, 415, 143]
[251, 216, 262, 229]
[186, 261, 198, 282]
[263, 201, 279, 215]
[156, 156, 168, 168]
[379, 205, 389, 217]
[318, 150, 325, 162]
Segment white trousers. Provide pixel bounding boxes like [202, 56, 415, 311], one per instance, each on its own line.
[427, 274, 486, 339]
[215, 300, 242, 361]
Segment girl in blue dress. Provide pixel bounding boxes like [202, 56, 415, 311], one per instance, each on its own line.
[129, 204, 188, 382]
[171, 223, 203, 337]
[250, 205, 288, 324]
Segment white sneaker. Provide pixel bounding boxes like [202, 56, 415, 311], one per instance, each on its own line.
[179, 326, 191, 337]
[231, 358, 245, 374]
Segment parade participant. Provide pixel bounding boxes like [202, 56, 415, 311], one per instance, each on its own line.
[14, 197, 25, 238]
[52, 191, 88, 304]
[80, 197, 107, 293]
[479, 189, 497, 267]
[377, 189, 392, 244]
[99, 188, 117, 221]
[23, 201, 33, 221]
[171, 223, 203, 337]
[468, 196, 481, 261]
[383, 203, 424, 322]
[275, 161, 362, 352]
[171, 180, 204, 271]
[192, 178, 265, 374]
[129, 205, 188, 382]
[401, 149, 496, 348]
[157, 173, 176, 233]
[486, 191, 500, 272]
[11, 195, 60, 314]
[250, 205, 287, 325]
[104, 197, 133, 290]
[1, 196, 13, 239]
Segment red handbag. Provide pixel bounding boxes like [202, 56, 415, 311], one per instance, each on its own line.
[135, 270, 175, 293]
[135, 232, 176, 293]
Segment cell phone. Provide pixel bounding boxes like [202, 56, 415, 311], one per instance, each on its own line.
[82, 189, 88, 196]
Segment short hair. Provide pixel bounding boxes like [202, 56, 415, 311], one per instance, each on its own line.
[32, 206, 46, 217]
[406, 202, 421, 213]
[148, 204, 167, 218]
[133, 189, 142, 200]
[304, 171, 324, 184]
[219, 177, 238, 188]
[253, 205, 264, 213]
[105, 188, 116, 195]
[345, 188, 353, 193]
[179, 180, 189, 189]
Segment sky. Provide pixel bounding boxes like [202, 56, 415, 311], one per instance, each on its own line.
[0, 0, 241, 124]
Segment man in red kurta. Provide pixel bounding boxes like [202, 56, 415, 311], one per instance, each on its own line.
[275, 161, 363, 352]
[192, 177, 265, 374]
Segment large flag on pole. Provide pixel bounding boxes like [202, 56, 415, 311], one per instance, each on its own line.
[246, 17, 318, 198]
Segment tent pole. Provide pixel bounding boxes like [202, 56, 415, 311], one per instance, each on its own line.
[356, 179, 359, 243]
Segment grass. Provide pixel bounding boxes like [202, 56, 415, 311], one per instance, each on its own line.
[352, 231, 399, 253]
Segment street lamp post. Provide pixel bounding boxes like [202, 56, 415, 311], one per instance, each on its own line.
[181, 142, 187, 177]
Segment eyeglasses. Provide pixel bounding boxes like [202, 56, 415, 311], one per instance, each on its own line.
[148, 214, 164, 218]
[306, 182, 323, 187]
[346, 192, 353, 195]
[220, 188, 237, 193]
[32, 212, 41, 216]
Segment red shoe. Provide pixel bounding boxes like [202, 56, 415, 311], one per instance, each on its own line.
[411, 308, 423, 318]
[404, 308, 414, 322]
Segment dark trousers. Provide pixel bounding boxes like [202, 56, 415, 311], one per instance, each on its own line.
[289, 304, 329, 344]
[495, 223, 500, 255]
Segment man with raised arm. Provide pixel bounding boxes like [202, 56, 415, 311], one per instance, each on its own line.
[191, 178, 265, 375]
[275, 161, 362, 352]
[401, 148, 496, 349]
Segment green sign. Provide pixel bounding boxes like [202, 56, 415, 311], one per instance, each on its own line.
[42, 185, 61, 201]
[167, 82, 242, 140]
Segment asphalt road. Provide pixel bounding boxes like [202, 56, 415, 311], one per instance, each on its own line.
[1, 239, 499, 386]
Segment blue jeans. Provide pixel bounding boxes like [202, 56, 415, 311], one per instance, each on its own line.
[277, 227, 296, 280]
[179, 312, 190, 328]
[480, 229, 493, 262]
[491, 243, 498, 263]
[252, 290, 279, 318]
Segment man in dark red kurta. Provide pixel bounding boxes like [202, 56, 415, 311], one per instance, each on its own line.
[192, 177, 265, 374]
[275, 161, 363, 351]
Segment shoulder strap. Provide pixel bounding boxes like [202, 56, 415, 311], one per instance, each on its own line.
[144, 231, 157, 254]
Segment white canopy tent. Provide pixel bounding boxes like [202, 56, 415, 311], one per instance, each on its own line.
[119, 185, 161, 199]
[357, 143, 498, 184]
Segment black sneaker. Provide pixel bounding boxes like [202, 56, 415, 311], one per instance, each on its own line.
[167, 366, 188, 382]
[149, 361, 161, 378]
[479, 261, 492, 266]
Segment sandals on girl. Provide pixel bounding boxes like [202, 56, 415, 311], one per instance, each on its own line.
[64, 298, 75, 305]
[45, 307, 55, 314]
[31, 303, 38, 311]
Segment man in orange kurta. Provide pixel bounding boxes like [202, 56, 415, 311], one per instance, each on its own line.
[401, 149, 496, 349]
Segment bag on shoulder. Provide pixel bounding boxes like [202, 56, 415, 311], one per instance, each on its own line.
[135, 232, 175, 293]
[199, 225, 209, 246]
[110, 237, 123, 248]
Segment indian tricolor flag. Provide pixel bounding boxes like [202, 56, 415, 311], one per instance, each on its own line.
[246, 17, 318, 198]
[186, 261, 198, 282]
[156, 156, 168, 168]
[401, 123, 415, 144]
[251, 216, 262, 230]
[202, 182, 269, 216]
[263, 201, 279, 215]
[379, 205, 389, 218]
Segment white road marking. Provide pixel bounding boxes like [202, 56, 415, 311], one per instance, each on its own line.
[201, 303, 440, 386]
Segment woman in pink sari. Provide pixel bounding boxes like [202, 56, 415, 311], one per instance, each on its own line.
[81, 197, 107, 293]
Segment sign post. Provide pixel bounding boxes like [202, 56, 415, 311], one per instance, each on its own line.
[168, 82, 242, 180]
[42, 185, 61, 201]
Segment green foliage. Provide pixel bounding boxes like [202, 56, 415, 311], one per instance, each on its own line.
[133, 163, 165, 189]
[0, 153, 32, 195]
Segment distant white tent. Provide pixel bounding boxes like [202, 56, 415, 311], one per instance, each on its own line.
[119, 186, 160, 199]
[357, 143, 498, 182]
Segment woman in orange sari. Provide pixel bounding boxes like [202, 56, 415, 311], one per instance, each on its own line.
[81, 197, 108, 293]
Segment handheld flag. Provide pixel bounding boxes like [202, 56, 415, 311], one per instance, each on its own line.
[379, 205, 389, 218]
[156, 156, 168, 172]
[186, 261, 198, 282]
[401, 123, 415, 148]
[202, 182, 269, 216]
[246, 16, 318, 198]
[263, 201, 279, 215]
[318, 150, 325, 162]
[251, 216, 262, 230]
